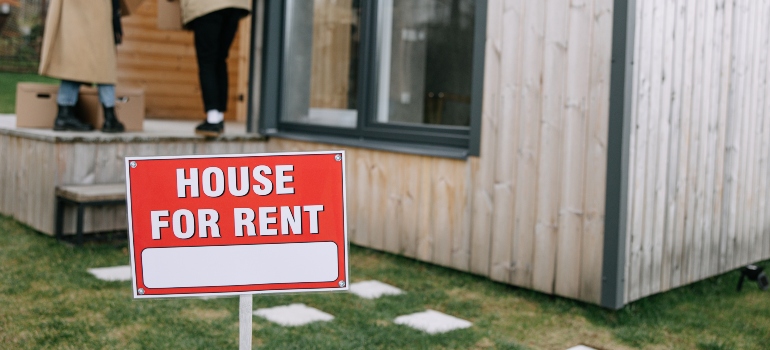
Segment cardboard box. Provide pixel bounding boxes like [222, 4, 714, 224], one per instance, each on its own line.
[15, 82, 60, 128]
[120, 0, 145, 16]
[78, 86, 145, 132]
[15, 83, 145, 131]
[157, 0, 183, 30]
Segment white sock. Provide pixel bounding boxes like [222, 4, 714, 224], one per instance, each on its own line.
[206, 110, 224, 123]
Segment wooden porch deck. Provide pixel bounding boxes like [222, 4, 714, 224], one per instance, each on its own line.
[0, 115, 267, 237]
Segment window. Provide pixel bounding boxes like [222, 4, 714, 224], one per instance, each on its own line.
[257, 0, 486, 158]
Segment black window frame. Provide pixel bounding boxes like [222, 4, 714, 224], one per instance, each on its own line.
[252, 0, 486, 158]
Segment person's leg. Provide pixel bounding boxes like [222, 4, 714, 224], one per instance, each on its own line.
[98, 84, 124, 132]
[54, 80, 93, 131]
[191, 11, 225, 114]
[191, 10, 228, 136]
[97, 84, 116, 108]
[57, 80, 81, 106]
[214, 9, 243, 113]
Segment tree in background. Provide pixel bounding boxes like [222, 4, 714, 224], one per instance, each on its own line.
[0, 0, 47, 73]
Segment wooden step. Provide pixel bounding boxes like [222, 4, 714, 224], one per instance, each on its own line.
[56, 184, 126, 203]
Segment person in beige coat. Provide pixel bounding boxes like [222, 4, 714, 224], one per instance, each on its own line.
[39, 0, 125, 132]
[180, 0, 250, 137]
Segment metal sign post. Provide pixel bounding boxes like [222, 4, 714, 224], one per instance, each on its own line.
[239, 294, 252, 349]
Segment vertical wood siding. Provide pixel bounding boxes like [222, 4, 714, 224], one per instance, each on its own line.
[117, 0, 250, 121]
[625, 0, 770, 303]
[262, 0, 615, 304]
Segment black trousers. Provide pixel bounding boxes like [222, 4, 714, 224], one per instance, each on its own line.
[189, 8, 247, 113]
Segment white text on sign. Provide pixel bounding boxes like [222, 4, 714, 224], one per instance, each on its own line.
[149, 165, 325, 240]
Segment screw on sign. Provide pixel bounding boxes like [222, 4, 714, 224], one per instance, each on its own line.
[124, 151, 349, 349]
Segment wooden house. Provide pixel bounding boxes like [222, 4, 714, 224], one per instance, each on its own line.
[246, 0, 770, 309]
[1, 0, 768, 309]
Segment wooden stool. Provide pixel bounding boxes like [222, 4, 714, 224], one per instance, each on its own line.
[55, 184, 126, 246]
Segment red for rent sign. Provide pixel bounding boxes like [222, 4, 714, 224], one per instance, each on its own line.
[124, 151, 348, 298]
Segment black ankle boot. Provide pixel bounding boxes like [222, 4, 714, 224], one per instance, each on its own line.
[101, 105, 125, 133]
[53, 105, 93, 131]
[195, 120, 224, 137]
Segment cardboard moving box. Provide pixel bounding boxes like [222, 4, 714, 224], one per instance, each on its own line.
[120, 0, 145, 16]
[157, 0, 183, 30]
[15, 83, 60, 128]
[15, 83, 145, 131]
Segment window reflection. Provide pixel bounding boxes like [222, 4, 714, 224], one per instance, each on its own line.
[282, 0, 360, 128]
[376, 0, 475, 127]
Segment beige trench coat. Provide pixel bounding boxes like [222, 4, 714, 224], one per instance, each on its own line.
[38, 0, 117, 84]
[180, 0, 251, 25]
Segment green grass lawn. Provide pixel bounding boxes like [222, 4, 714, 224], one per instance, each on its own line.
[0, 72, 58, 113]
[1, 214, 769, 349]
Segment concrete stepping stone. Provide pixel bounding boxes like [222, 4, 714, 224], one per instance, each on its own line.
[349, 280, 404, 299]
[394, 309, 472, 334]
[566, 346, 598, 350]
[87, 265, 132, 281]
[253, 303, 334, 326]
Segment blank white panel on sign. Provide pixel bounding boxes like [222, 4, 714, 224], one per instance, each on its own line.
[141, 242, 339, 289]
